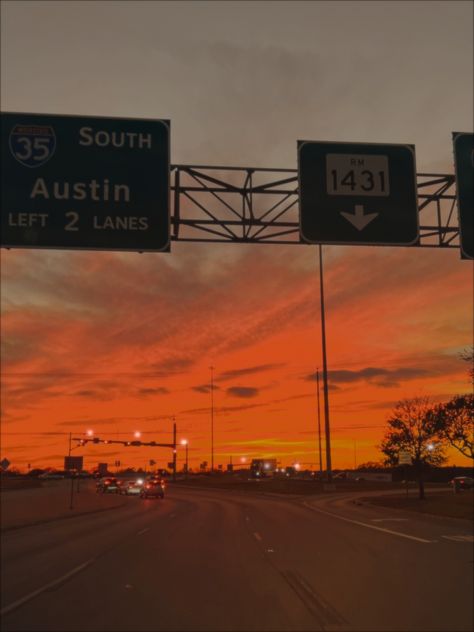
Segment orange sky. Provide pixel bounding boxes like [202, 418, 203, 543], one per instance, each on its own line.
[1, 1, 473, 472]
[1, 243, 472, 472]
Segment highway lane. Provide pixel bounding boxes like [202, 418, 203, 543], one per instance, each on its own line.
[1, 485, 473, 631]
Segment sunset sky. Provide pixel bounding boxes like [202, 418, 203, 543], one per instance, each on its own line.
[1, 1, 473, 472]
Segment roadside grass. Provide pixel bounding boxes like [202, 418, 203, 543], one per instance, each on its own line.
[0, 477, 42, 491]
[361, 491, 474, 521]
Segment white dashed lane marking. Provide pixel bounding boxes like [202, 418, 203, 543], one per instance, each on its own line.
[137, 528, 149, 535]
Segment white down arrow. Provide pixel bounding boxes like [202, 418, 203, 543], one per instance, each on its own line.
[340, 205, 379, 231]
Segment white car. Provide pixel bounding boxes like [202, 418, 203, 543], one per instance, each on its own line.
[120, 479, 144, 495]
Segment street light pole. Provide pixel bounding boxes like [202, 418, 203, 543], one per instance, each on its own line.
[172, 419, 177, 482]
[181, 439, 189, 479]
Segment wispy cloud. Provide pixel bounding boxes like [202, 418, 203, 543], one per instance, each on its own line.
[226, 386, 260, 398]
[305, 366, 430, 388]
[218, 363, 285, 381]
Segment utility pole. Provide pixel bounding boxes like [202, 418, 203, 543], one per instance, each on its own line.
[316, 368, 323, 478]
[318, 245, 332, 483]
[210, 365, 214, 472]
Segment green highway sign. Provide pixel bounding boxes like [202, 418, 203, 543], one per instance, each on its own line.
[1, 112, 170, 252]
[452, 132, 473, 260]
[64, 456, 83, 471]
[298, 141, 419, 246]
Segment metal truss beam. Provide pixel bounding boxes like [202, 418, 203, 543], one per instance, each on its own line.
[170, 165, 459, 248]
[72, 437, 174, 448]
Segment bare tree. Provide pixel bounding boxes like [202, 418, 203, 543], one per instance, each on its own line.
[459, 346, 474, 382]
[433, 395, 473, 460]
[380, 397, 446, 499]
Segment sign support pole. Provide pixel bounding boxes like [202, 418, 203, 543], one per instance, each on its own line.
[69, 475, 74, 510]
[316, 368, 323, 479]
[210, 366, 215, 472]
[318, 245, 332, 483]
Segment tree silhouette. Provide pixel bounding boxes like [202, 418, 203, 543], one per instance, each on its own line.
[380, 396, 446, 499]
[459, 346, 473, 382]
[433, 395, 473, 460]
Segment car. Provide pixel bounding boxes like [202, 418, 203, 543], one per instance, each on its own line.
[450, 476, 473, 489]
[120, 479, 144, 495]
[96, 477, 121, 493]
[140, 480, 165, 499]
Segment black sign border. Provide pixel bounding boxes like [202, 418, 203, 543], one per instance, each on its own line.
[1, 111, 171, 253]
[297, 139, 419, 247]
[452, 131, 473, 260]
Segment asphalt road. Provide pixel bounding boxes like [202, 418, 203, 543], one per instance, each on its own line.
[1, 484, 473, 631]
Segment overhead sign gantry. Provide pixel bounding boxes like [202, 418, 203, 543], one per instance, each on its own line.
[1, 112, 170, 252]
[1, 113, 467, 255]
[298, 140, 419, 246]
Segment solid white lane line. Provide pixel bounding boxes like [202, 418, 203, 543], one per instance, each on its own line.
[1, 559, 94, 617]
[441, 535, 474, 542]
[303, 502, 435, 543]
[253, 532, 262, 541]
[137, 528, 149, 535]
[371, 518, 408, 523]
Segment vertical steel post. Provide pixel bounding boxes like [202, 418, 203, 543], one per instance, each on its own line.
[172, 421, 177, 482]
[318, 245, 332, 483]
[210, 366, 214, 472]
[316, 368, 323, 478]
